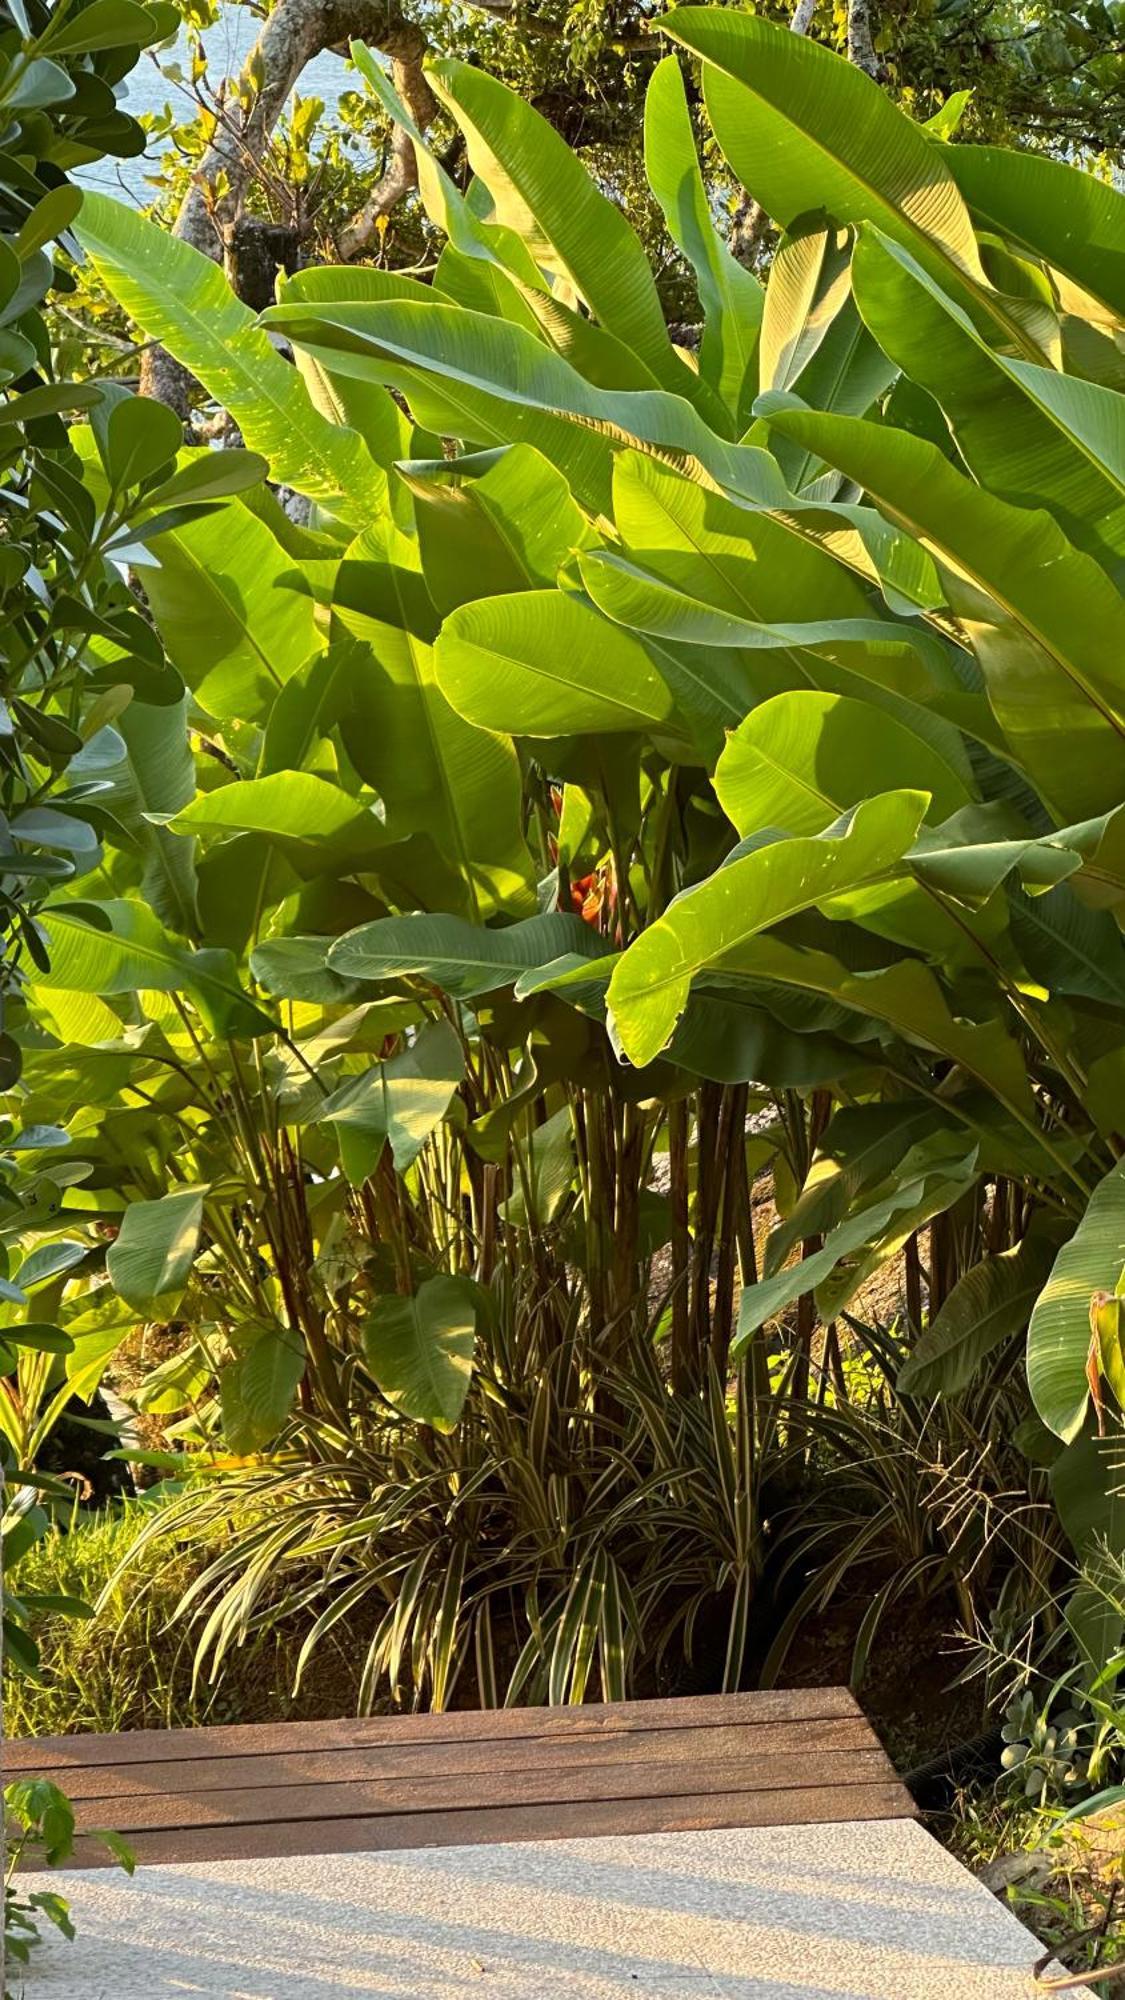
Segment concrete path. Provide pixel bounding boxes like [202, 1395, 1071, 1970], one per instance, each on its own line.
[18, 1817, 1046, 1998]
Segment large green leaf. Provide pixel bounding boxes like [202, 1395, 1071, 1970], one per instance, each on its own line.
[99, 697, 198, 935]
[601, 452, 969, 758]
[273, 264, 416, 479]
[316, 1018, 464, 1182]
[851, 229, 1125, 565]
[1029, 1159, 1125, 1442]
[331, 556, 535, 920]
[503, 1106, 577, 1229]
[350, 39, 555, 301]
[169, 773, 397, 878]
[899, 1231, 1059, 1399]
[260, 296, 784, 516]
[691, 931, 1039, 1133]
[220, 1327, 306, 1453]
[669, 989, 868, 1087]
[607, 450, 877, 624]
[140, 498, 324, 722]
[644, 55, 761, 426]
[760, 223, 852, 398]
[62, 1299, 136, 1404]
[363, 1273, 478, 1432]
[1051, 1433, 1125, 1675]
[401, 445, 590, 616]
[356, 53, 666, 418]
[816, 1148, 983, 1329]
[763, 1100, 943, 1277]
[1010, 883, 1125, 1009]
[607, 789, 927, 1065]
[737, 1134, 978, 1342]
[579, 548, 947, 679]
[766, 407, 1125, 824]
[330, 910, 606, 999]
[429, 60, 708, 412]
[74, 194, 384, 527]
[436, 590, 677, 737]
[942, 143, 1125, 324]
[907, 808, 1082, 910]
[106, 1186, 204, 1314]
[596, 450, 962, 727]
[257, 641, 365, 778]
[713, 689, 978, 960]
[35, 900, 275, 1038]
[756, 221, 896, 495]
[715, 690, 970, 836]
[662, 9, 1010, 334]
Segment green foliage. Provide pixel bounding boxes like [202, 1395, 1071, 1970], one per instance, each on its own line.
[4, 1496, 372, 1734]
[127, 0, 1125, 301]
[7, 7, 1125, 1723]
[0, 0, 206, 1028]
[4, 1775, 132, 1995]
[112, 1310, 776, 1713]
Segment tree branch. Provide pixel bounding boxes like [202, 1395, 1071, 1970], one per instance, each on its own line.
[335, 38, 436, 259]
[143, 0, 433, 405]
[174, 0, 428, 259]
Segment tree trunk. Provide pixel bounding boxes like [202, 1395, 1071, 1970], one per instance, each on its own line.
[846, 0, 881, 79]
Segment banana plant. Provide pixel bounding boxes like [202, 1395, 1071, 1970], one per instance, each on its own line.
[253, 19, 1125, 1465]
[15, 4, 1125, 1677]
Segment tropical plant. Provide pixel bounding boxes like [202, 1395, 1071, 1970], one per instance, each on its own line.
[107, 1303, 787, 1712]
[0, 0, 188, 1013]
[3, 1777, 132, 1997]
[6, 8, 1125, 1710]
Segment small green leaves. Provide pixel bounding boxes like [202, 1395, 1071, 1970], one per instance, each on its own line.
[91, 390, 182, 492]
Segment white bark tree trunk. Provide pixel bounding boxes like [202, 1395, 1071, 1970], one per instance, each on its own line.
[846, 0, 881, 80]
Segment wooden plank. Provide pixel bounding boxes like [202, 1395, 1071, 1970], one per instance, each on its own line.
[47, 1715, 876, 1803]
[65, 1781, 911, 1869]
[64, 1747, 897, 1836]
[6, 1687, 859, 1773]
[14, 1687, 913, 1870]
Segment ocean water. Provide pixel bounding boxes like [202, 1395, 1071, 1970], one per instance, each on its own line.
[79, 15, 354, 200]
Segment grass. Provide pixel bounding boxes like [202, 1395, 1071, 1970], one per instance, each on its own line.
[7, 1494, 368, 1739]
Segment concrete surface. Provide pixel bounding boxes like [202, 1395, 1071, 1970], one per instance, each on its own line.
[16, 1816, 1047, 1998]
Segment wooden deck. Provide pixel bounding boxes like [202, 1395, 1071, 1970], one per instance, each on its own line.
[8, 1688, 913, 1869]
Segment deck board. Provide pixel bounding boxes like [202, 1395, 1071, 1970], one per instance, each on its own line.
[11, 1689, 913, 1869]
